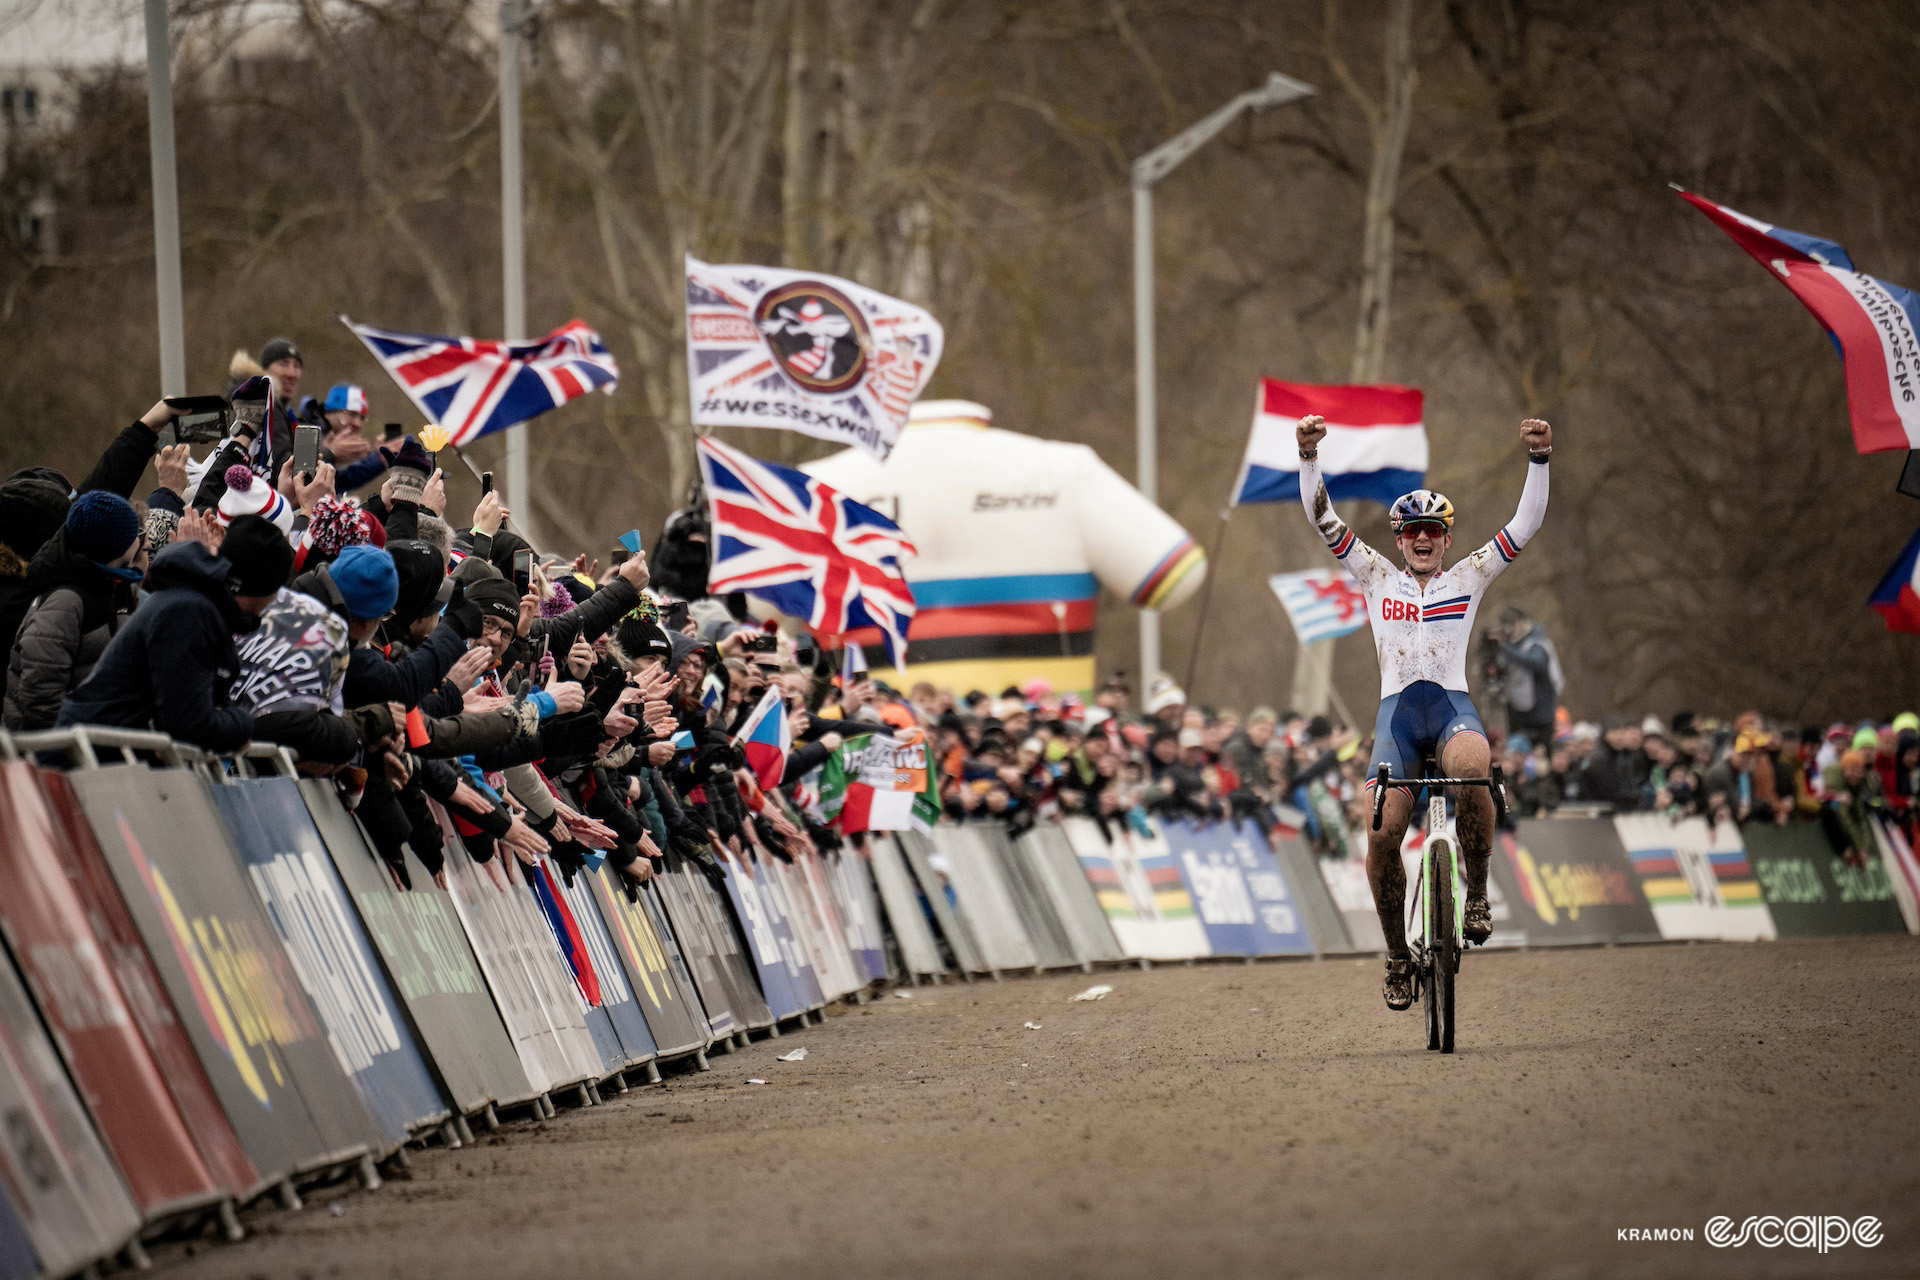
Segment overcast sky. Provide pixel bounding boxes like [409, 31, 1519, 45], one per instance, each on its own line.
[1, 0, 147, 67]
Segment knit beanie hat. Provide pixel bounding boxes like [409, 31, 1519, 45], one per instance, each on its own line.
[217, 465, 295, 534]
[612, 613, 672, 669]
[259, 337, 302, 368]
[329, 545, 400, 621]
[219, 515, 295, 595]
[323, 383, 367, 414]
[0, 477, 73, 561]
[465, 579, 523, 628]
[65, 491, 142, 564]
[541, 579, 576, 618]
[305, 495, 371, 559]
[378, 437, 435, 504]
[386, 539, 450, 623]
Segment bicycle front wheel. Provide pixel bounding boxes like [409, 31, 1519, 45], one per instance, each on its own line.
[1431, 842, 1457, 1054]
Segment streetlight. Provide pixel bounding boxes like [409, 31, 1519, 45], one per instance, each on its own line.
[1132, 71, 1314, 687]
[144, 0, 186, 397]
[499, 0, 544, 539]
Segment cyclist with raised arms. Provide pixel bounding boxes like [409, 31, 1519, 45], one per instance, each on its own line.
[1294, 413, 1553, 1010]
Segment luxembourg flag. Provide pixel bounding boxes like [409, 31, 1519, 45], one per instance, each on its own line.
[1678, 188, 1920, 454]
[1870, 526, 1920, 634]
[1233, 379, 1426, 507]
[1268, 569, 1369, 645]
[734, 687, 790, 788]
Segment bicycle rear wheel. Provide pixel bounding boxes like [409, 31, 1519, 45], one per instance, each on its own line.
[1431, 842, 1457, 1054]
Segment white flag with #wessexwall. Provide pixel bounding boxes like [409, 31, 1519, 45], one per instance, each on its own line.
[686, 256, 943, 461]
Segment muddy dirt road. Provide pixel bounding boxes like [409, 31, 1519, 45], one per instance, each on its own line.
[153, 936, 1919, 1280]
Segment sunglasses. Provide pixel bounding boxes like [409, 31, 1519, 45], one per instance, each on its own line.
[1398, 520, 1450, 541]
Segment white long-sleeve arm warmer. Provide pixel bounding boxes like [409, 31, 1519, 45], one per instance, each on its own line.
[1297, 455, 1350, 551]
[1503, 457, 1550, 551]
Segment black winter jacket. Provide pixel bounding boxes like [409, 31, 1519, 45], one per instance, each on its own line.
[4, 530, 130, 731]
[57, 542, 257, 751]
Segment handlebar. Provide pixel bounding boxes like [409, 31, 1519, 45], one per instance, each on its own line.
[1370, 760, 1511, 831]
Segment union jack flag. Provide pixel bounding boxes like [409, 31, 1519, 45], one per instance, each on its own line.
[342, 315, 619, 447]
[697, 435, 917, 665]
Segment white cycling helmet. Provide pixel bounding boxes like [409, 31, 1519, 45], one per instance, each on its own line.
[1389, 489, 1455, 534]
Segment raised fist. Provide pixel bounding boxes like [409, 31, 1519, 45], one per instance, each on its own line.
[1296, 414, 1328, 454]
[1521, 418, 1553, 455]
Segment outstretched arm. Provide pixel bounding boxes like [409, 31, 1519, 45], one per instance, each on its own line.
[1488, 419, 1552, 564]
[1295, 414, 1387, 579]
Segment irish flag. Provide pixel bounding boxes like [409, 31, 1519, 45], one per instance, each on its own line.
[1232, 378, 1426, 508]
[734, 688, 790, 788]
[819, 732, 941, 833]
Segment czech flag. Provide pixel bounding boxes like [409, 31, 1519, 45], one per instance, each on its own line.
[1678, 189, 1920, 454]
[1233, 379, 1426, 507]
[1870, 526, 1920, 634]
[734, 687, 790, 789]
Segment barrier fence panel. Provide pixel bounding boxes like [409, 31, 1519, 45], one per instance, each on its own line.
[528, 864, 636, 1078]
[1266, 830, 1356, 954]
[549, 867, 659, 1069]
[0, 944, 142, 1275]
[783, 852, 863, 1000]
[0, 1187, 34, 1280]
[1613, 814, 1776, 941]
[212, 775, 447, 1147]
[755, 854, 830, 1009]
[976, 825, 1076, 971]
[719, 855, 804, 1021]
[657, 864, 773, 1034]
[897, 831, 991, 974]
[1870, 817, 1920, 934]
[1741, 822, 1907, 936]
[1317, 853, 1388, 953]
[865, 837, 946, 979]
[1013, 826, 1124, 965]
[1058, 818, 1210, 961]
[65, 762, 373, 1178]
[0, 763, 235, 1223]
[929, 828, 1040, 972]
[34, 770, 265, 1200]
[1159, 819, 1315, 958]
[587, 868, 710, 1059]
[303, 781, 536, 1115]
[650, 869, 740, 1038]
[436, 809, 590, 1095]
[821, 849, 890, 984]
[1490, 819, 1661, 946]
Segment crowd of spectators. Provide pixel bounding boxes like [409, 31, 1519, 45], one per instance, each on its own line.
[3, 338, 1907, 893]
[916, 680, 1917, 872]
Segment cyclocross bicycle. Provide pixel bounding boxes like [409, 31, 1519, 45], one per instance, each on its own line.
[1372, 758, 1508, 1054]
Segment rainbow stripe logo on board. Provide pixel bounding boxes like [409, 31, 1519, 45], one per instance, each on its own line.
[1704, 1215, 1883, 1251]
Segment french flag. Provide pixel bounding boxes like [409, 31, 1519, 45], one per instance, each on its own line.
[1233, 379, 1426, 508]
[1679, 189, 1920, 454]
[1870, 526, 1920, 634]
[734, 687, 790, 789]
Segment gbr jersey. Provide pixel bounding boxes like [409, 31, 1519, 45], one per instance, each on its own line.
[1299, 454, 1549, 698]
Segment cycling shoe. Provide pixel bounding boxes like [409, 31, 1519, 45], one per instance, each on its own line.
[1463, 895, 1493, 945]
[1383, 955, 1415, 1011]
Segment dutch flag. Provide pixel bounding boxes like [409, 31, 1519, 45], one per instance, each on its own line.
[1233, 379, 1427, 508]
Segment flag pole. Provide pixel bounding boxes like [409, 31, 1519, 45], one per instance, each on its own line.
[1179, 503, 1235, 700]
